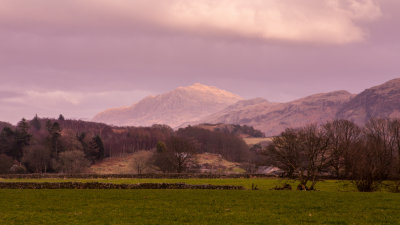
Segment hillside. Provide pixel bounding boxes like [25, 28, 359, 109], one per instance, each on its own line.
[337, 78, 400, 124]
[93, 83, 242, 127]
[88, 151, 245, 174]
[93, 78, 400, 137]
[197, 91, 354, 136]
[193, 123, 265, 138]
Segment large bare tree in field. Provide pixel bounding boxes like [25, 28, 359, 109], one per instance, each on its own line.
[349, 119, 396, 191]
[323, 120, 361, 178]
[268, 125, 330, 190]
[364, 119, 395, 178]
[267, 128, 300, 178]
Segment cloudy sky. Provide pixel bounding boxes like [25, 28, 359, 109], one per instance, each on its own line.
[0, 0, 399, 124]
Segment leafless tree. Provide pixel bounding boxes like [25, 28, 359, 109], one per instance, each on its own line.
[151, 136, 195, 173]
[388, 119, 400, 192]
[349, 119, 396, 191]
[22, 144, 51, 173]
[323, 120, 361, 178]
[167, 136, 195, 173]
[268, 125, 330, 190]
[131, 152, 151, 174]
[267, 128, 300, 178]
[57, 150, 90, 174]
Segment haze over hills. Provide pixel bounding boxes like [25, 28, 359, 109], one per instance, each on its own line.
[94, 78, 400, 137]
[93, 83, 243, 127]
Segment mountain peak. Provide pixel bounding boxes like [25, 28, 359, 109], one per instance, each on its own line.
[370, 78, 400, 92]
[177, 83, 243, 100]
[337, 77, 400, 124]
[93, 83, 242, 127]
[191, 82, 209, 87]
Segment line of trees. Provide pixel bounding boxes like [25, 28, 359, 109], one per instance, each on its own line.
[0, 115, 178, 174]
[149, 126, 253, 173]
[267, 119, 400, 192]
[0, 116, 254, 175]
[0, 116, 106, 174]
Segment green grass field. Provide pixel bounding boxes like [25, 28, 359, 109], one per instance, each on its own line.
[1, 178, 399, 224]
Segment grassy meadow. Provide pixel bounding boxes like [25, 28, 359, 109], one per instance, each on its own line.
[1, 188, 400, 224]
[1, 178, 400, 224]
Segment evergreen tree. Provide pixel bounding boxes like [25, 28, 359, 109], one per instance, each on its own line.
[86, 135, 105, 163]
[14, 118, 32, 160]
[77, 132, 88, 153]
[94, 135, 105, 160]
[30, 114, 41, 131]
[58, 114, 65, 121]
[0, 127, 16, 157]
[46, 121, 62, 156]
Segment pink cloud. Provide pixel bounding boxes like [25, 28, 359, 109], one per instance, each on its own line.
[0, 0, 382, 44]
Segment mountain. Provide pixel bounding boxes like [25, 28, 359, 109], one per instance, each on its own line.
[337, 78, 400, 124]
[93, 83, 243, 127]
[94, 78, 400, 137]
[197, 91, 354, 136]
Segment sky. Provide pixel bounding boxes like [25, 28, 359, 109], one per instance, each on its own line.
[0, 0, 399, 124]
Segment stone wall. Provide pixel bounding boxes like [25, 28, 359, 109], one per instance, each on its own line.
[0, 182, 245, 190]
[0, 173, 276, 179]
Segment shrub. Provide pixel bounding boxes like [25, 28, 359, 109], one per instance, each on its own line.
[57, 150, 90, 174]
[9, 164, 27, 174]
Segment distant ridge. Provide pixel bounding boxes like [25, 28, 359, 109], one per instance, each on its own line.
[337, 78, 400, 124]
[93, 83, 243, 127]
[94, 78, 400, 137]
[193, 90, 354, 136]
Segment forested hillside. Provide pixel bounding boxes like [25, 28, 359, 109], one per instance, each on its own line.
[0, 115, 259, 174]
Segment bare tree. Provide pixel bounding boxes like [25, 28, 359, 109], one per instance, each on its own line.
[349, 119, 396, 192]
[268, 125, 330, 190]
[323, 120, 361, 178]
[267, 128, 300, 178]
[297, 125, 330, 190]
[167, 136, 195, 173]
[388, 119, 400, 192]
[57, 150, 90, 174]
[22, 144, 51, 173]
[151, 136, 195, 173]
[131, 151, 152, 174]
[364, 119, 395, 179]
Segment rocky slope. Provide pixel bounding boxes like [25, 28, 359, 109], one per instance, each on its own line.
[93, 83, 242, 127]
[337, 78, 400, 124]
[198, 91, 354, 136]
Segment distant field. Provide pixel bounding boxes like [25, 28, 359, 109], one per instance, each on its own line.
[1, 189, 399, 224]
[243, 137, 272, 145]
